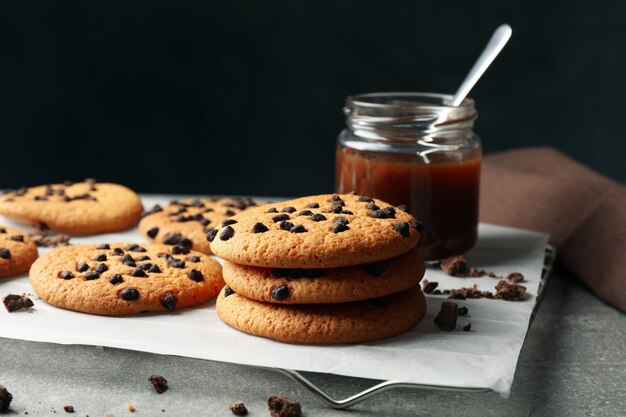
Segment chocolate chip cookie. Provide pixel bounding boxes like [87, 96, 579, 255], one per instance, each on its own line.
[0, 225, 38, 278]
[29, 243, 223, 315]
[0, 180, 143, 234]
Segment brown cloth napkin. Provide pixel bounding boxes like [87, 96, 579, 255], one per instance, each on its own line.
[480, 147, 626, 312]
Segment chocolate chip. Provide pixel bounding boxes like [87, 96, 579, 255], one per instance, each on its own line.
[84, 271, 100, 280]
[305, 202, 319, 208]
[298, 210, 313, 216]
[367, 203, 380, 210]
[163, 233, 183, 245]
[329, 194, 343, 203]
[0, 248, 10, 259]
[188, 269, 204, 282]
[331, 222, 349, 233]
[458, 306, 469, 316]
[358, 196, 374, 202]
[334, 216, 349, 225]
[224, 285, 235, 297]
[138, 262, 153, 271]
[224, 209, 236, 217]
[190, 199, 205, 208]
[172, 246, 190, 255]
[278, 221, 294, 231]
[422, 280, 438, 294]
[111, 248, 124, 256]
[206, 229, 218, 242]
[168, 258, 185, 269]
[434, 302, 458, 331]
[397, 204, 409, 212]
[222, 219, 237, 227]
[180, 237, 192, 247]
[147, 227, 159, 239]
[122, 254, 136, 266]
[148, 264, 161, 273]
[76, 263, 89, 272]
[92, 254, 107, 262]
[137, 255, 151, 261]
[33, 195, 47, 201]
[59, 270, 74, 279]
[160, 294, 177, 312]
[229, 401, 248, 416]
[148, 374, 169, 395]
[495, 280, 527, 301]
[394, 222, 410, 237]
[365, 263, 385, 277]
[0, 384, 11, 411]
[124, 243, 139, 251]
[340, 209, 353, 215]
[0, 228, 5, 233]
[130, 246, 146, 253]
[440, 256, 468, 276]
[10, 235, 24, 242]
[109, 274, 124, 285]
[290, 224, 307, 233]
[463, 323, 472, 331]
[219, 226, 235, 241]
[272, 214, 290, 222]
[382, 206, 396, 217]
[95, 263, 108, 274]
[411, 220, 424, 233]
[120, 288, 140, 301]
[327, 205, 343, 214]
[97, 243, 110, 250]
[187, 256, 201, 263]
[251, 222, 269, 233]
[142, 204, 163, 218]
[203, 207, 214, 213]
[199, 218, 210, 226]
[266, 207, 279, 213]
[311, 213, 327, 222]
[268, 395, 302, 417]
[271, 285, 289, 300]
[130, 268, 147, 277]
[3, 294, 34, 312]
[281, 206, 296, 213]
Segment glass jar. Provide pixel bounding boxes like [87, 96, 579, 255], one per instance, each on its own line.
[335, 92, 481, 261]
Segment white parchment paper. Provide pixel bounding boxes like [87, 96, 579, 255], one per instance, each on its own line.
[0, 195, 549, 396]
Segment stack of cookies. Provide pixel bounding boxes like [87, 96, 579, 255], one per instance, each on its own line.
[209, 193, 427, 344]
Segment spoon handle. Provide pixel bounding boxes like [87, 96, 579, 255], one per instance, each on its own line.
[450, 24, 512, 106]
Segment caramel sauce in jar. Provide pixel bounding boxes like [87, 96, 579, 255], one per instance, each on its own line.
[335, 92, 481, 261]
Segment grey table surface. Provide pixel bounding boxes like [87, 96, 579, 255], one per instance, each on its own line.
[1, 262, 625, 417]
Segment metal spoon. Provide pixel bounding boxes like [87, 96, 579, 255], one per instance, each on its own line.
[450, 24, 512, 106]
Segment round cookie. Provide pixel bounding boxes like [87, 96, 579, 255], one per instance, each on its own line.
[0, 180, 143, 234]
[223, 248, 425, 304]
[216, 286, 426, 344]
[139, 197, 256, 254]
[0, 225, 38, 278]
[209, 193, 421, 268]
[29, 243, 224, 316]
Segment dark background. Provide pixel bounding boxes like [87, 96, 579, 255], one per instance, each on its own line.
[1, 1, 624, 196]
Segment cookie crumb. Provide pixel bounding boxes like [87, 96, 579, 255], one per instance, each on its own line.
[467, 267, 486, 277]
[457, 306, 469, 316]
[0, 384, 12, 411]
[229, 401, 248, 416]
[148, 375, 168, 394]
[463, 323, 472, 332]
[507, 272, 525, 283]
[268, 395, 301, 417]
[127, 404, 135, 412]
[440, 255, 468, 276]
[434, 302, 458, 331]
[422, 280, 438, 294]
[495, 280, 527, 301]
[63, 405, 75, 413]
[3, 294, 34, 312]
[28, 226, 71, 247]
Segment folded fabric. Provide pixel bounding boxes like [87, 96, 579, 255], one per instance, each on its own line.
[480, 147, 626, 312]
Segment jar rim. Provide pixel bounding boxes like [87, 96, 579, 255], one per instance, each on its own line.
[346, 92, 475, 111]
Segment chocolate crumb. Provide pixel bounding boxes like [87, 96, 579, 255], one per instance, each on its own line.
[148, 375, 169, 394]
[268, 395, 301, 417]
[3, 294, 34, 312]
[28, 228, 71, 248]
[229, 401, 248, 416]
[495, 280, 527, 301]
[422, 280, 438, 294]
[0, 385, 12, 411]
[63, 405, 75, 413]
[468, 267, 486, 277]
[463, 323, 472, 332]
[434, 301, 458, 331]
[440, 255, 468, 276]
[507, 272, 525, 283]
[160, 294, 177, 311]
[457, 306, 469, 316]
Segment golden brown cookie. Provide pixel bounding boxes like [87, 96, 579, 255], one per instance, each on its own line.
[29, 243, 224, 316]
[0, 180, 143, 234]
[216, 286, 426, 344]
[139, 197, 256, 254]
[0, 225, 38, 278]
[209, 194, 421, 268]
[222, 248, 425, 304]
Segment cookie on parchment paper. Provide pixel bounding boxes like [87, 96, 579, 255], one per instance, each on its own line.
[209, 194, 421, 268]
[0, 225, 38, 278]
[222, 248, 425, 304]
[29, 243, 223, 316]
[139, 197, 256, 254]
[0, 180, 143, 235]
[216, 286, 426, 344]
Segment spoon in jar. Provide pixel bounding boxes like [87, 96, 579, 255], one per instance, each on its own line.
[449, 24, 512, 106]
